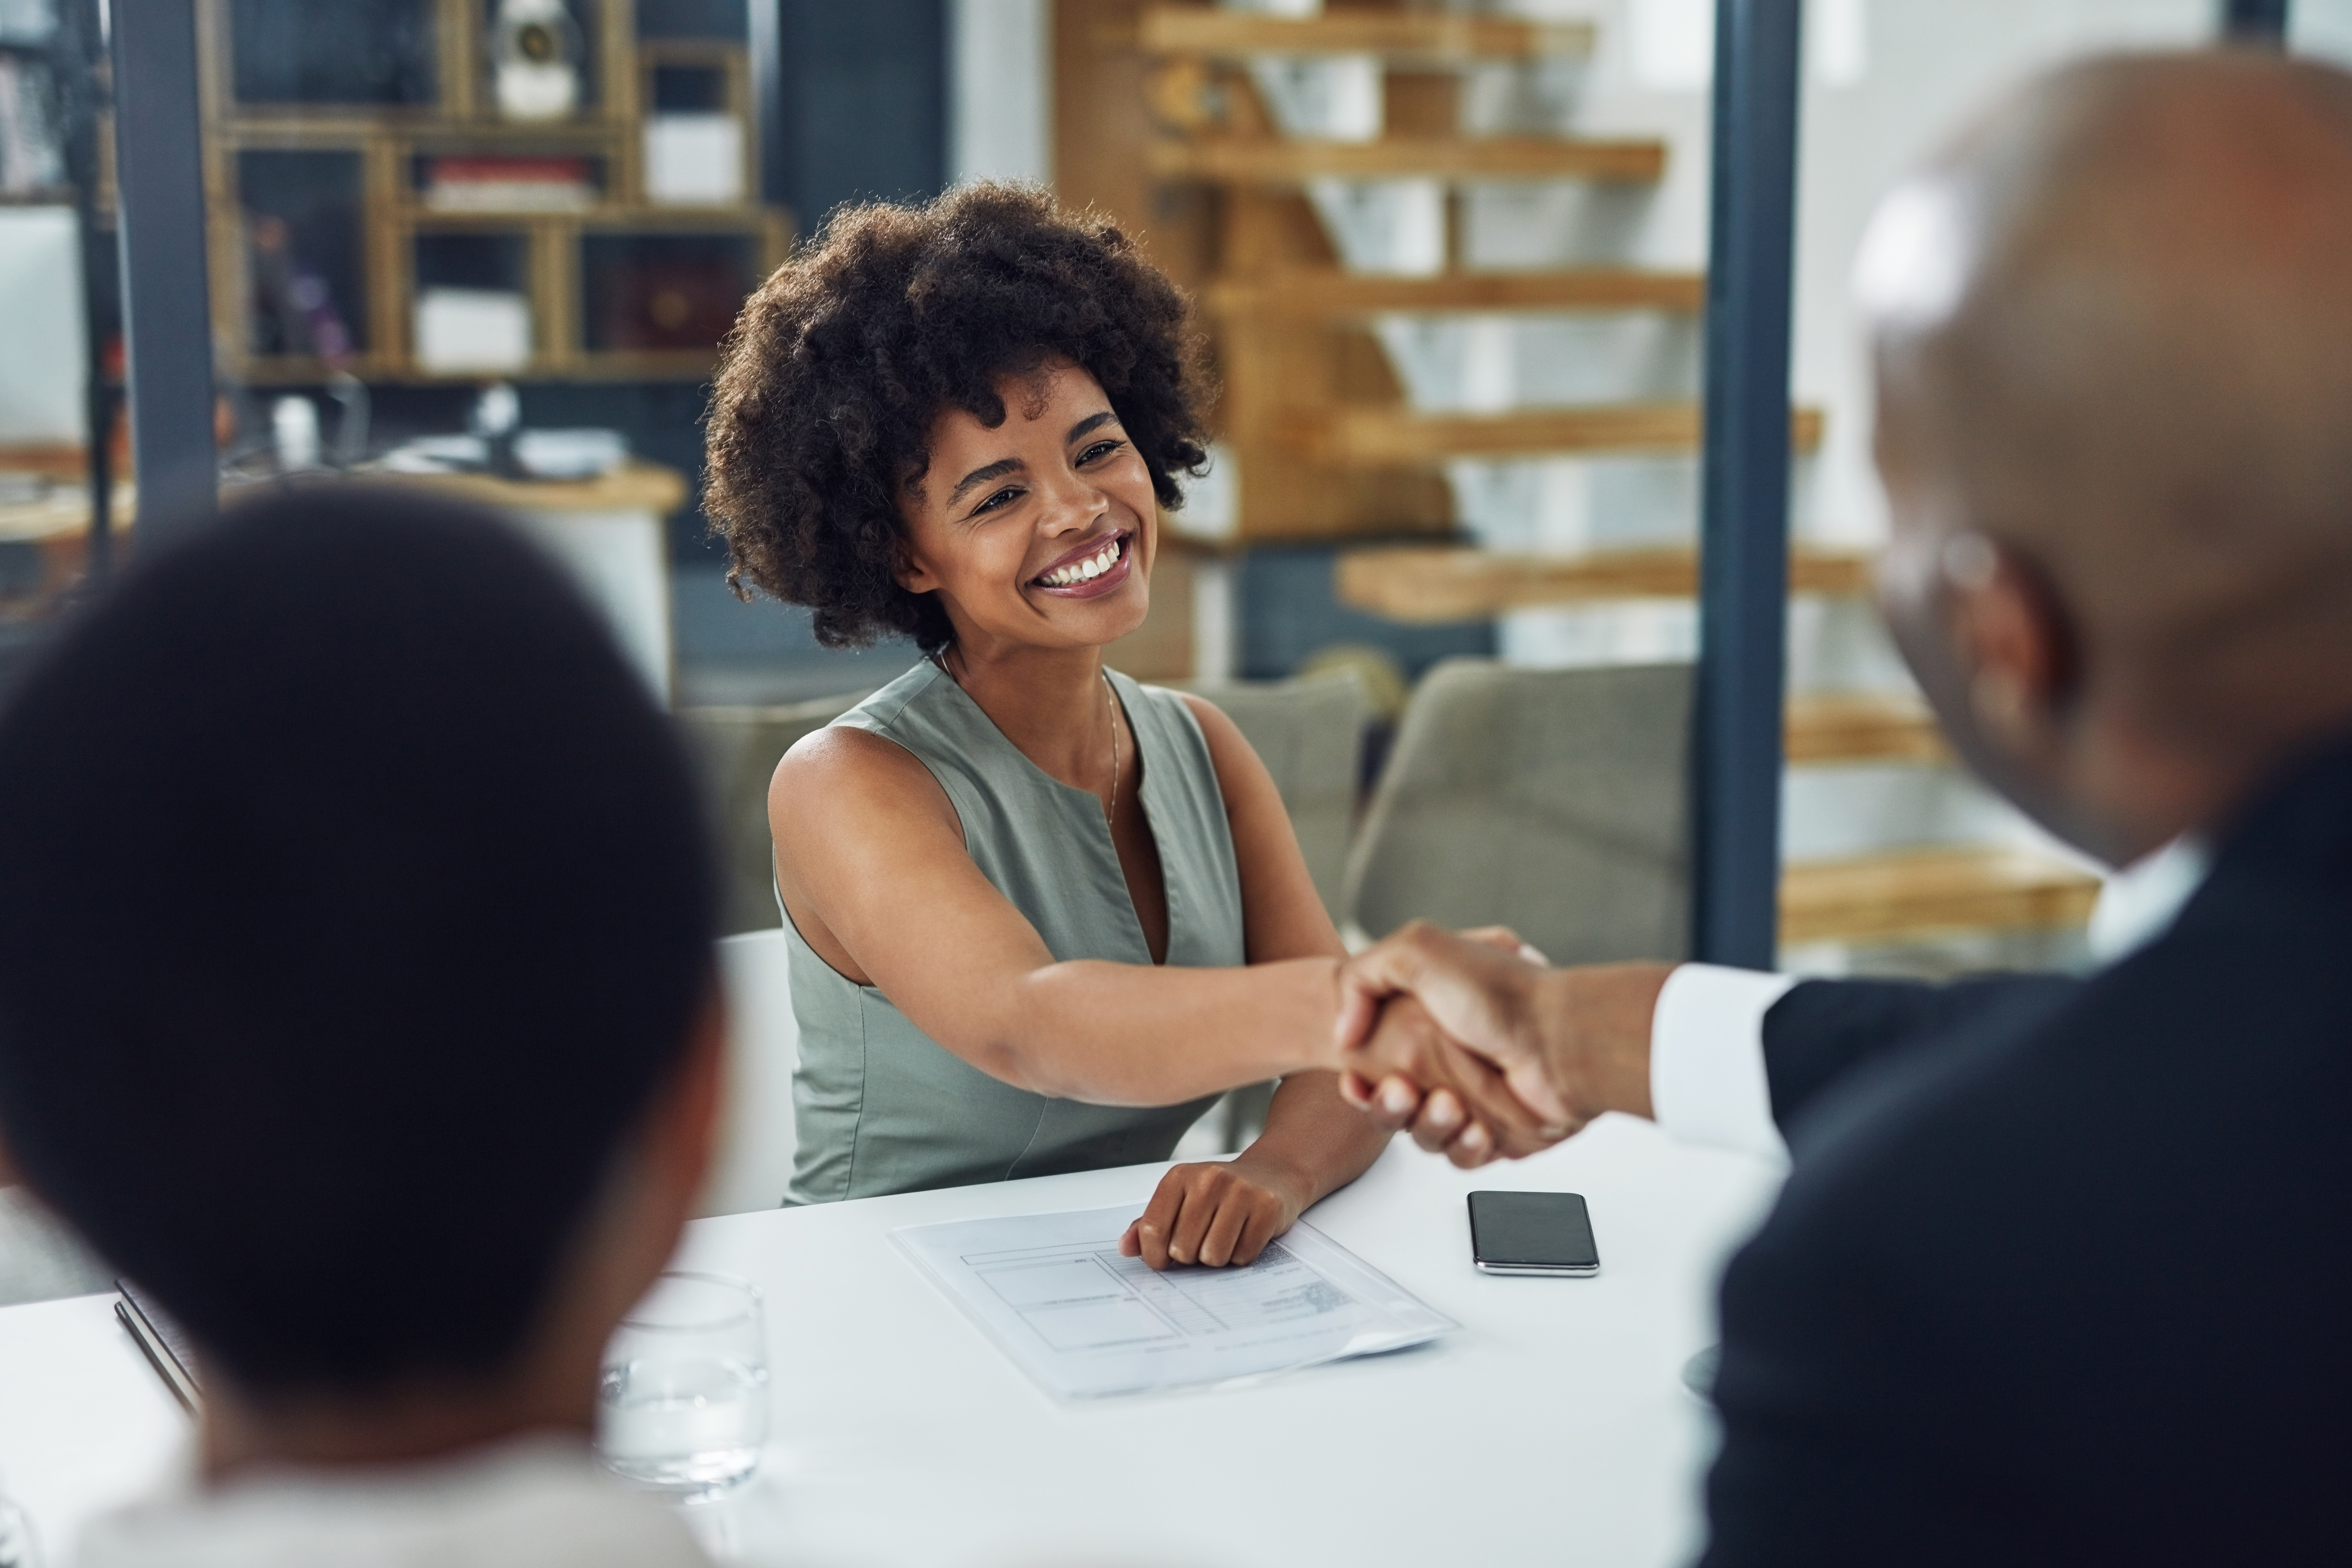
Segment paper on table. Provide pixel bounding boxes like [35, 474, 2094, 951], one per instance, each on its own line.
[893, 1205, 1456, 1400]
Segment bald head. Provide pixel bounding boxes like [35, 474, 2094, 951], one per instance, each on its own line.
[1864, 51, 2352, 855]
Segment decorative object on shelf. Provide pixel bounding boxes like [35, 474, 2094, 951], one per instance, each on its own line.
[421, 154, 595, 212]
[644, 114, 741, 206]
[643, 59, 740, 206]
[514, 425, 625, 480]
[0, 51, 62, 195]
[491, 0, 582, 123]
[245, 213, 355, 360]
[270, 394, 321, 471]
[414, 288, 531, 374]
[581, 232, 753, 351]
[469, 380, 521, 476]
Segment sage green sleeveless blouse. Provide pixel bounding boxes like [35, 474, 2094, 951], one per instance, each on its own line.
[781, 660, 1236, 1204]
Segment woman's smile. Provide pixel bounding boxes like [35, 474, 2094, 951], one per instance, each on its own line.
[1028, 529, 1134, 599]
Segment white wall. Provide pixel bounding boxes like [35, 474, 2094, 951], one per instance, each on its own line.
[0, 206, 86, 445]
[949, 0, 1052, 186]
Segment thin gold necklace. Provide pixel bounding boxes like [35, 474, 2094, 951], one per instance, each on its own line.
[1101, 670, 1120, 831]
[936, 646, 1120, 829]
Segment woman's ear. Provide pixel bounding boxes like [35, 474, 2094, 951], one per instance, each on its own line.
[893, 538, 940, 595]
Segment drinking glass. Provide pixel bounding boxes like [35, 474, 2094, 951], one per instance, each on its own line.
[0, 1475, 41, 1568]
[597, 1272, 769, 1498]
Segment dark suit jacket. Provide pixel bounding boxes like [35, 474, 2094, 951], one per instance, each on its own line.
[1702, 736, 2352, 1567]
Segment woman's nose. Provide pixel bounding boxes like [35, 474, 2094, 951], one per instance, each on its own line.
[1037, 472, 1109, 534]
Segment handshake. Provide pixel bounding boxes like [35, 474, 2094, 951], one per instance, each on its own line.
[1329, 923, 1675, 1167]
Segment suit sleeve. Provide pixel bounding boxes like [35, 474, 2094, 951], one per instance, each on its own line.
[1761, 974, 2082, 1128]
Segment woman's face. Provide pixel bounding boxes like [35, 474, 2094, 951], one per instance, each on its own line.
[895, 358, 1159, 655]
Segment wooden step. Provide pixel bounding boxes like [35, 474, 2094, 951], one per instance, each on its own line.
[1336, 542, 1875, 622]
[1289, 403, 1825, 466]
[1780, 846, 2100, 946]
[1149, 135, 1668, 185]
[1207, 268, 1707, 320]
[1785, 693, 1951, 765]
[1139, 8, 1596, 63]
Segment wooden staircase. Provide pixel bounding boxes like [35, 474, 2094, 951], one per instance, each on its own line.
[1066, 1, 2096, 960]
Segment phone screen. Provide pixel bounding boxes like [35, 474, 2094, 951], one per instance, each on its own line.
[1468, 1190, 1599, 1272]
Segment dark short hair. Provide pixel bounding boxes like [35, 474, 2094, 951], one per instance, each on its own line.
[703, 181, 1210, 654]
[0, 488, 716, 1394]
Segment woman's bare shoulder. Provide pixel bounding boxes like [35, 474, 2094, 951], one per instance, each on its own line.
[768, 723, 952, 833]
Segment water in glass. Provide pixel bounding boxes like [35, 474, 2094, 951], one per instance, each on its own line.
[597, 1272, 769, 1497]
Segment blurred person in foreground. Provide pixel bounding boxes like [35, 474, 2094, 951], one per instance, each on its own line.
[1335, 51, 2352, 1566]
[0, 489, 723, 1565]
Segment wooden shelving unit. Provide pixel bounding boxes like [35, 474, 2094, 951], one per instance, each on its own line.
[1207, 266, 1707, 320]
[1289, 402, 1823, 467]
[1101, 1, 1722, 543]
[1781, 846, 2100, 947]
[193, 0, 787, 387]
[1786, 692, 1950, 765]
[1068, 2, 2087, 956]
[1333, 541, 1874, 622]
[1136, 9, 1594, 62]
[1147, 135, 1667, 185]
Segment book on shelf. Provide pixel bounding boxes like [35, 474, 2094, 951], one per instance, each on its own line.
[421, 155, 596, 214]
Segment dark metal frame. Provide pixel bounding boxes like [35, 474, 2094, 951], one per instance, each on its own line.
[2223, 0, 2291, 44]
[108, 0, 217, 550]
[55, 0, 116, 578]
[1692, 0, 1806, 969]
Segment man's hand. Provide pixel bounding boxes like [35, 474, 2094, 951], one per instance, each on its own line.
[1341, 991, 1567, 1167]
[1333, 923, 1670, 1161]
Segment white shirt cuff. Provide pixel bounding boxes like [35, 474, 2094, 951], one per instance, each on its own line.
[1650, 963, 1797, 1162]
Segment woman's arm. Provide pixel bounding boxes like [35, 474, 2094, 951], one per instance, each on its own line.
[770, 724, 1347, 1106]
[1117, 695, 1389, 1268]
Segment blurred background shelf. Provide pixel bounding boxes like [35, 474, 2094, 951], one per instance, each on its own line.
[1334, 542, 1875, 622]
[1287, 403, 1824, 466]
[1780, 847, 2102, 947]
[1148, 135, 1668, 184]
[197, 0, 786, 388]
[1205, 267, 1708, 320]
[1785, 693, 1951, 766]
[1135, 8, 1595, 64]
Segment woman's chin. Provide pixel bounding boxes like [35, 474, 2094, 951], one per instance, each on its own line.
[1022, 575, 1150, 648]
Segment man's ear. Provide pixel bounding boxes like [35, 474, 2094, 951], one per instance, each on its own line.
[1948, 536, 2079, 754]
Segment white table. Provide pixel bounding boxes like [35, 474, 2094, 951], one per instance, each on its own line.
[0, 1117, 1782, 1567]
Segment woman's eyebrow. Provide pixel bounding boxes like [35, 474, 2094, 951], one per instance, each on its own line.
[1066, 411, 1117, 442]
[947, 457, 1024, 507]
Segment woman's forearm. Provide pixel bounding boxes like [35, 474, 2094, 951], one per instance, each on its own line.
[980, 956, 1347, 1105]
[1237, 1071, 1389, 1206]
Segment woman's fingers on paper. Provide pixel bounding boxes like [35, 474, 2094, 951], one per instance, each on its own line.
[1135, 1171, 1194, 1269]
[1167, 1179, 1221, 1267]
[1198, 1191, 1253, 1268]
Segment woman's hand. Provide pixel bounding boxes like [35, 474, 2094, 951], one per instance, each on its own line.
[1119, 1151, 1312, 1269]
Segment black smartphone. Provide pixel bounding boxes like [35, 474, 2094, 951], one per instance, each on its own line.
[1468, 1190, 1599, 1277]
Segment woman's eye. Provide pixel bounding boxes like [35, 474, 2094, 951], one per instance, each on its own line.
[971, 486, 1023, 516]
[1077, 439, 1126, 466]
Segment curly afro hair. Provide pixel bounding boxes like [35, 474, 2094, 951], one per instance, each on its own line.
[703, 182, 1211, 653]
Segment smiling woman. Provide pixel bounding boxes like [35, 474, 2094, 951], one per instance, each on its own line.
[700, 186, 1520, 1266]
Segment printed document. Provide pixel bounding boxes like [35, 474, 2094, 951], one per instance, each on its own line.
[894, 1205, 1456, 1399]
